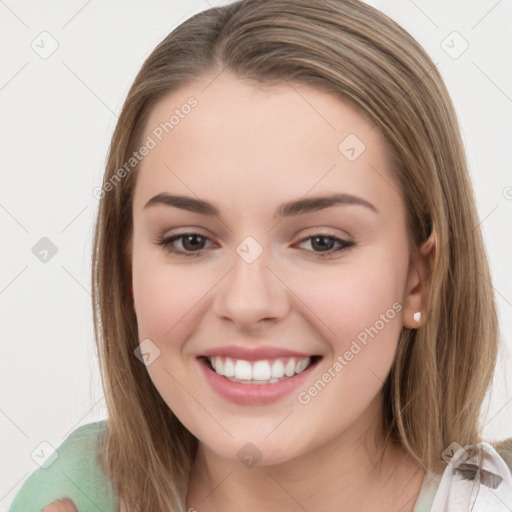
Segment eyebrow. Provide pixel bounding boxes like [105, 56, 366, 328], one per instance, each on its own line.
[143, 192, 378, 219]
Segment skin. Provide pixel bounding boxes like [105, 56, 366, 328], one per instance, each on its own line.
[46, 71, 434, 512]
[42, 498, 77, 512]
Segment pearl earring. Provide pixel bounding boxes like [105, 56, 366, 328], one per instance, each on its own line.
[413, 312, 421, 324]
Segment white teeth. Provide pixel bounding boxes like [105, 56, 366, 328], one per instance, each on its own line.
[296, 358, 308, 373]
[252, 360, 271, 380]
[284, 358, 296, 377]
[208, 356, 312, 383]
[213, 356, 223, 375]
[223, 357, 235, 377]
[234, 360, 252, 380]
[271, 359, 285, 379]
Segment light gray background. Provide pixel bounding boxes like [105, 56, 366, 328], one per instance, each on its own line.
[1, 1, 511, 508]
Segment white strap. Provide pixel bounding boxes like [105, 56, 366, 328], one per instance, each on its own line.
[430, 442, 512, 511]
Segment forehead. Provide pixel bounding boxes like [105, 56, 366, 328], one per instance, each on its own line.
[133, 71, 402, 218]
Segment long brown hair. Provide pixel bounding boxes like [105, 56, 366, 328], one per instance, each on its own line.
[91, 0, 501, 509]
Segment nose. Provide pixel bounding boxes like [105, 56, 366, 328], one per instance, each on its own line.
[212, 245, 290, 331]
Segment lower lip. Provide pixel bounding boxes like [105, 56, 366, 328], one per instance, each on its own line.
[198, 357, 321, 405]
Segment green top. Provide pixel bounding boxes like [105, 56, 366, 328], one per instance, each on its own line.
[8, 421, 118, 512]
[8, 421, 438, 512]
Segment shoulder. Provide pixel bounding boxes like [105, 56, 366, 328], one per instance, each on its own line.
[8, 420, 118, 512]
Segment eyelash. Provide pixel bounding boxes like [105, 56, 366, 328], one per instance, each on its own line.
[153, 232, 354, 259]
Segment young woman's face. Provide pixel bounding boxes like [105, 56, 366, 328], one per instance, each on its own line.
[131, 72, 425, 465]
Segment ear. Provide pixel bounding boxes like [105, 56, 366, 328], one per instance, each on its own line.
[402, 234, 435, 329]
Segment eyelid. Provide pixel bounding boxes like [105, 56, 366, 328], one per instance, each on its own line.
[297, 226, 353, 240]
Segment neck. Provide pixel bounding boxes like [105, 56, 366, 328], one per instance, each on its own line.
[186, 397, 426, 512]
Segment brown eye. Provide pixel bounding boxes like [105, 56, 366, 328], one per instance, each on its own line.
[180, 234, 207, 251]
[310, 235, 337, 252]
[154, 233, 214, 257]
[296, 234, 354, 257]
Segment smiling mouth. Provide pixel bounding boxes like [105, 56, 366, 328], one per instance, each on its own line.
[200, 355, 323, 385]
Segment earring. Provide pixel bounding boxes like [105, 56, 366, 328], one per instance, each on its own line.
[413, 311, 421, 324]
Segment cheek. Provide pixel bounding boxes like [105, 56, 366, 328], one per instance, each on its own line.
[131, 250, 211, 410]
[288, 253, 406, 404]
[293, 260, 405, 428]
[133, 266, 200, 341]
[131, 242, 220, 350]
[294, 257, 403, 342]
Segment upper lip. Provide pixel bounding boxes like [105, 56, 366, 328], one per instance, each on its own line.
[200, 346, 318, 361]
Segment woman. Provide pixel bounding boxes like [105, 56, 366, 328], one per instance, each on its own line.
[9, 0, 512, 511]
